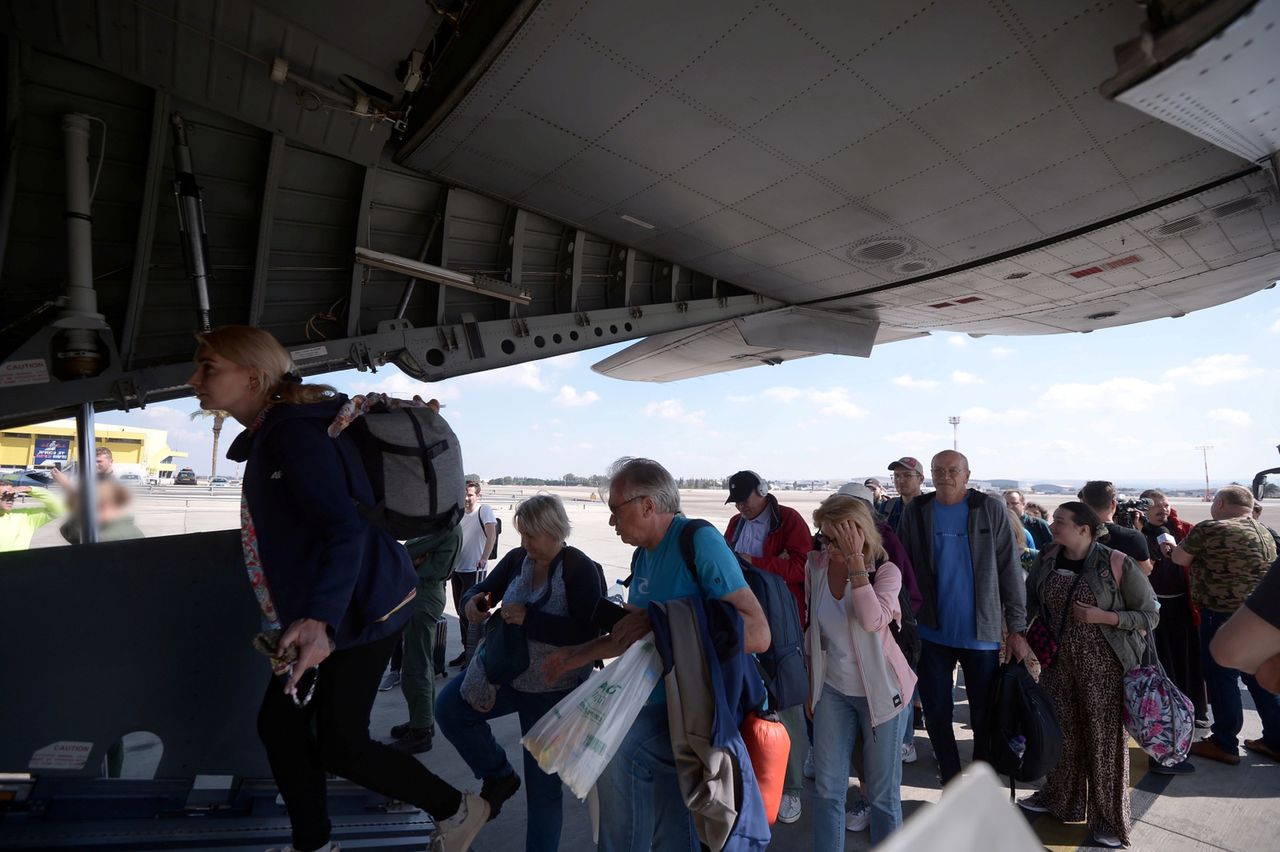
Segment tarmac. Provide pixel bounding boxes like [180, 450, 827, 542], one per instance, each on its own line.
[24, 486, 1278, 850]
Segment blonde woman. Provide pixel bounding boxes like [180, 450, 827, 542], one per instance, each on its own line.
[807, 495, 916, 848]
[187, 325, 486, 852]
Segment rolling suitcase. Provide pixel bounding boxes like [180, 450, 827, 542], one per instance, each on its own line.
[433, 615, 448, 677]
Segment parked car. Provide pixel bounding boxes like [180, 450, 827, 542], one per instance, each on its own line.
[3, 471, 54, 488]
[174, 469, 197, 485]
[118, 472, 143, 486]
[209, 476, 229, 488]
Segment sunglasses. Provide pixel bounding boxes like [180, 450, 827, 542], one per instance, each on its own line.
[814, 532, 832, 549]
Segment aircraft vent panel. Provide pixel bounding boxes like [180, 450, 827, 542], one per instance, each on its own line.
[1209, 193, 1269, 220]
[1148, 192, 1272, 239]
[891, 258, 935, 276]
[847, 237, 917, 264]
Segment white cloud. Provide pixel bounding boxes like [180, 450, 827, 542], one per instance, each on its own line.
[951, 370, 984, 385]
[884, 430, 941, 444]
[893, 374, 938, 389]
[1208, 408, 1253, 427]
[947, 335, 968, 347]
[644, 399, 705, 426]
[1270, 317, 1280, 334]
[760, 387, 805, 404]
[552, 385, 600, 407]
[961, 406, 1035, 424]
[360, 369, 460, 401]
[1039, 377, 1173, 413]
[991, 346, 1015, 358]
[754, 386, 867, 419]
[1163, 354, 1261, 386]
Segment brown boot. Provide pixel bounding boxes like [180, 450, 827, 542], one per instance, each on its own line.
[1190, 738, 1241, 765]
[1243, 738, 1280, 762]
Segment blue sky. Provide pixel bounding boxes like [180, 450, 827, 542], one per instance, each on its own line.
[109, 285, 1280, 484]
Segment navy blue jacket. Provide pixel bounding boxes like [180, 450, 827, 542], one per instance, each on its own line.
[228, 397, 416, 650]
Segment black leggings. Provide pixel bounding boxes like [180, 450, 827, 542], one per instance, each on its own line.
[257, 630, 462, 851]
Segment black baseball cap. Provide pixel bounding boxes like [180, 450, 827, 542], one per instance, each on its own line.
[726, 470, 764, 504]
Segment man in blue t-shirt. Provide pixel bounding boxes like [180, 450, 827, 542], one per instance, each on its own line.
[543, 457, 768, 851]
[899, 450, 1029, 784]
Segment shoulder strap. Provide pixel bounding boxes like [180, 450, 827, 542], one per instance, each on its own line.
[1109, 548, 1125, 586]
[679, 519, 715, 585]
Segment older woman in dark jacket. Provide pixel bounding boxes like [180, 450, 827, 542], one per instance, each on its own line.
[1018, 502, 1158, 848]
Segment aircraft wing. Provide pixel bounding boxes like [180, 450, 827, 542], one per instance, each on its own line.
[2, 0, 1279, 425]
[592, 309, 924, 382]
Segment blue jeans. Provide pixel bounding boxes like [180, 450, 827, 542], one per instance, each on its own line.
[812, 684, 906, 848]
[1200, 608, 1280, 752]
[596, 702, 699, 852]
[916, 639, 999, 783]
[902, 685, 920, 747]
[434, 675, 569, 852]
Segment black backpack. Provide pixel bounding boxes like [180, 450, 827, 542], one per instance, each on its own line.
[488, 516, 502, 561]
[678, 519, 808, 711]
[982, 661, 1063, 799]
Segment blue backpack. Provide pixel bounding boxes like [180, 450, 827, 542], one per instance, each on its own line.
[678, 520, 808, 711]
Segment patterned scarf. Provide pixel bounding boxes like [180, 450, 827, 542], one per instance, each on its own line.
[326, 391, 436, 438]
[240, 405, 284, 672]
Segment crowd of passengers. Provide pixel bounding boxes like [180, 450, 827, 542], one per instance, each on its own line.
[163, 325, 1280, 852]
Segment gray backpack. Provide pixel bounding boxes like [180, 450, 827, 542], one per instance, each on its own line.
[346, 402, 466, 539]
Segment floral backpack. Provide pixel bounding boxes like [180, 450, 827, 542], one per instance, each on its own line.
[1121, 614, 1195, 767]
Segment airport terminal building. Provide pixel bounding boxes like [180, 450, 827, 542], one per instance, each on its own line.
[0, 420, 187, 481]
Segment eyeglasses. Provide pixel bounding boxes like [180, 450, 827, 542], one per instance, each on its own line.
[607, 495, 645, 517]
[930, 467, 967, 477]
[814, 532, 831, 549]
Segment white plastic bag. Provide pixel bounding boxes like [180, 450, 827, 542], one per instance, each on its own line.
[522, 634, 663, 799]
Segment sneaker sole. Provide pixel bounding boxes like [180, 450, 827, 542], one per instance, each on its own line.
[776, 810, 801, 824]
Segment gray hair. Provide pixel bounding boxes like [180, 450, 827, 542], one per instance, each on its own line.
[514, 494, 571, 542]
[606, 456, 681, 514]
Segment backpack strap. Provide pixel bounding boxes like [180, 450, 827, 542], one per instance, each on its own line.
[678, 519, 716, 590]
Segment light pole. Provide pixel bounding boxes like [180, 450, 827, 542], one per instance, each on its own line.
[948, 416, 961, 451]
[1195, 445, 1213, 501]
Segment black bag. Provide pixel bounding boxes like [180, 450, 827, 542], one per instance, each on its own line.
[432, 615, 448, 677]
[679, 520, 808, 710]
[488, 517, 502, 561]
[982, 661, 1063, 799]
[479, 617, 530, 684]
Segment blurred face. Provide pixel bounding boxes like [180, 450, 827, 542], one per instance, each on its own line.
[930, 451, 970, 504]
[0, 489, 15, 515]
[1050, 508, 1092, 550]
[1005, 492, 1026, 515]
[187, 346, 263, 419]
[1145, 496, 1169, 525]
[735, 490, 768, 520]
[95, 453, 112, 473]
[464, 484, 480, 513]
[892, 468, 923, 498]
[865, 481, 884, 499]
[518, 524, 561, 565]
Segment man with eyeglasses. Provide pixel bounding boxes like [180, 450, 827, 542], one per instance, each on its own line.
[542, 457, 769, 851]
[1003, 489, 1052, 550]
[0, 483, 63, 552]
[883, 457, 926, 533]
[898, 450, 1029, 784]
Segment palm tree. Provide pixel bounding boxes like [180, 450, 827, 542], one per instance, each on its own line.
[189, 409, 230, 479]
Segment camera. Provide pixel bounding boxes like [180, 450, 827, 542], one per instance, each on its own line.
[1115, 497, 1153, 528]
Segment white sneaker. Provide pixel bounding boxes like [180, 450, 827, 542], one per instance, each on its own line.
[802, 748, 815, 780]
[1016, 795, 1049, 813]
[844, 798, 871, 832]
[431, 792, 490, 852]
[777, 793, 802, 824]
[901, 742, 917, 763]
